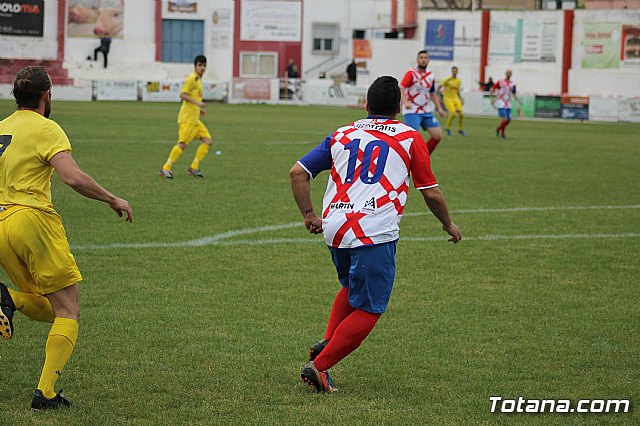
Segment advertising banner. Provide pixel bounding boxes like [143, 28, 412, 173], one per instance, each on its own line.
[534, 95, 562, 118]
[618, 98, 640, 123]
[68, 0, 124, 39]
[425, 19, 455, 61]
[489, 19, 520, 62]
[232, 78, 271, 100]
[96, 81, 138, 101]
[353, 40, 372, 59]
[520, 17, 559, 63]
[621, 25, 640, 64]
[240, 0, 301, 42]
[581, 22, 620, 69]
[0, 0, 44, 37]
[490, 16, 558, 63]
[143, 81, 227, 102]
[211, 8, 231, 49]
[168, 1, 197, 13]
[561, 96, 589, 120]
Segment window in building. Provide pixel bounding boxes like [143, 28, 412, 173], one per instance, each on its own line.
[312, 23, 339, 54]
[162, 19, 204, 63]
[240, 52, 278, 78]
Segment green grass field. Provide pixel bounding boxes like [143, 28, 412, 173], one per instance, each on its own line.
[0, 99, 638, 425]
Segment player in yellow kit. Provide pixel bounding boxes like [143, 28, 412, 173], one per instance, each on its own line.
[160, 55, 213, 178]
[0, 65, 132, 410]
[440, 66, 467, 137]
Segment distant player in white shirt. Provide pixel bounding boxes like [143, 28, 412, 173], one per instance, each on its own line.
[290, 75, 461, 393]
[400, 50, 446, 154]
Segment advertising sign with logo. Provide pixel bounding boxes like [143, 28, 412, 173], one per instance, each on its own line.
[425, 19, 454, 61]
[621, 25, 640, 64]
[68, 0, 124, 39]
[561, 96, 589, 120]
[233, 78, 271, 100]
[534, 95, 562, 118]
[581, 22, 620, 69]
[168, 1, 197, 13]
[0, 0, 44, 37]
[240, 0, 301, 42]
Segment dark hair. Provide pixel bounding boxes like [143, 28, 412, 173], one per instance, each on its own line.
[12, 66, 51, 109]
[194, 55, 207, 65]
[417, 50, 428, 57]
[366, 76, 400, 117]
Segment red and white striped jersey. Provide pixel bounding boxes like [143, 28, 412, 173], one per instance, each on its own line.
[298, 117, 438, 249]
[492, 79, 517, 109]
[400, 67, 437, 115]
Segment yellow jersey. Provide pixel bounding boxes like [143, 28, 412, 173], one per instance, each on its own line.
[0, 110, 71, 214]
[177, 72, 203, 125]
[440, 76, 462, 100]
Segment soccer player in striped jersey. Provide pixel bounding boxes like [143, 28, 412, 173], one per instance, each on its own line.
[400, 50, 446, 154]
[290, 76, 462, 393]
[490, 69, 522, 138]
[160, 55, 213, 178]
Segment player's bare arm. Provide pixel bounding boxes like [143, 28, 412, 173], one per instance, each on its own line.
[420, 186, 461, 243]
[50, 151, 133, 222]
[400, 89, 412, 109]
[431, 92, 446, 116]
[289, 163, 322, 234]
[180, 92, 206, 109]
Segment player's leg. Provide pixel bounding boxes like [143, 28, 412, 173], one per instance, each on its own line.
[161, 123, 193, 178]
[454, 99, 466, 135]
[34, 284, 78, 406]
[444, 100, 454, 135]
[0, 211, 56, 340]
[4, 209, 80, 408]
[496, 108, 508, 138]
[501, 109, 512, 137]
[403, 113, 421, 131]
[188, 123, 212, 177]
[312, 241, 396, 372]
[424, 115, 442, 154]
[309, 248, 356, 360]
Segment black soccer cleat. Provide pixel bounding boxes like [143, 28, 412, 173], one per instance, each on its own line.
[301, 361, 337, 393]
[159, 169, 174, 179]
[0, 282, 16, 340]
[187, 168, 204, 178]
[31, 389, 72, 410]
[309, 338, 329, 361]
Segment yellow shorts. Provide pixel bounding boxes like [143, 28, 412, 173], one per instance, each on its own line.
[444, 97, 463, 113]
[178, 121, 211, 144]
[0, 206, 82, 295]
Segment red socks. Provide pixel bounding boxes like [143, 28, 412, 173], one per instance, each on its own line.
[323, 287, 355, 340]
[314, 307, 381, 372]
[426, 137, 440, 154]
[497, 119, 510, 136]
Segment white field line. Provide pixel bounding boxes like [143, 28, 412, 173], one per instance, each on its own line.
[71, 204, 640, 251]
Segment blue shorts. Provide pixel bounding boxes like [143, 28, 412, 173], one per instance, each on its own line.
[498, 108, 512, 120]
[328, 240, 397, 314]
[403, 113, 440, 131]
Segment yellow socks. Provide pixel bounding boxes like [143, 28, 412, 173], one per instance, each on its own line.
[8, 289, 54, 323]
[190, 144, 210, 170]
[163, 145, 184, 171]
[446, 113, 455, 129]
[458, 113, 464, 130]
[37, 318, 78, 398]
